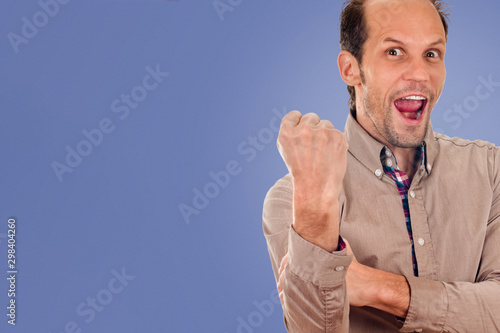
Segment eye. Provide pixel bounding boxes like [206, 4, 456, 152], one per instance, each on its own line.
[387, 48, 403, 56]
[426, 50, 439, 58]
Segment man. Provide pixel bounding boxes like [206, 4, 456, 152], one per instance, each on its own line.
[262, 0, 500, 332]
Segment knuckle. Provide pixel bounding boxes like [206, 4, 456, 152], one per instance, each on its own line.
[320, 119, 334, 128]
[278, 127, 292, 141]
[303, 112, 319, 118]
[282, 110, 301, 121]
[297, 125, 313, 137]
[279, 121, 289, 131]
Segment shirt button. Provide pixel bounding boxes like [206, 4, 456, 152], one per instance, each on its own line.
[385, 148, 392, 157]
[386, 160, 393, 167]
[418, 238, 425, 246]
[409, 191, 416, 198]
[415, 329, 423, 333]
[375, 169, 382, 177]
[335, 266, 345, 272]
[427, 163, 432, 171]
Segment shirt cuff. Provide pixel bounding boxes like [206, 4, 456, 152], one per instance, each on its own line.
[400, 275, 448, 332]
[287, 227, 353, 287]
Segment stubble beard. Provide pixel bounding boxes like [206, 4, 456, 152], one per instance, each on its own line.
[360, 70, 431, 149]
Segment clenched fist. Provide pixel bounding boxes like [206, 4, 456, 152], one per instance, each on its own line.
[277, 111, 348, 251]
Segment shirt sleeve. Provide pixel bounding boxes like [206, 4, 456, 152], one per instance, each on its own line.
[262, 175, 353, 332]
[400, 148, 500, 333]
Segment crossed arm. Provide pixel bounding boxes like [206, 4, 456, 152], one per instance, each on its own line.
[277, 241, 411, 318]
[263, 176, 500, 332]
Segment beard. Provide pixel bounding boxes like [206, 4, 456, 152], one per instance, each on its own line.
[359, 68, 434, 149]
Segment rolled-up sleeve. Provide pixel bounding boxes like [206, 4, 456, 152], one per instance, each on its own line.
[263, 175, 353, 332]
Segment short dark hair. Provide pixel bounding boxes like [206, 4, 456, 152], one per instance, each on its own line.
[339, 0, 450, 113]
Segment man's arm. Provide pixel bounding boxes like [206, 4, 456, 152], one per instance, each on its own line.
[263, 175, 352, 333]
[341, 145, 500, 332]
[266, 199, 500, 333]
[263, 110, 352, 332]
[341, 224, 500, 333]
[264, 175, 500, 332]
[386, 147, 500, 332]
[343, 241, 410, 319]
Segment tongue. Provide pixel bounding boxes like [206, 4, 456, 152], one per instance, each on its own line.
[394, 99, 423, 113]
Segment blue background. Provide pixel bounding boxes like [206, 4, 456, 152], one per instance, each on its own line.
[1, 0, 499, 332]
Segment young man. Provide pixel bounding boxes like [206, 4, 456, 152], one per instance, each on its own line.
[262, 0, 500, 331]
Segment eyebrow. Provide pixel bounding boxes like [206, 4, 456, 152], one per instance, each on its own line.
[382, 37, 446, 47]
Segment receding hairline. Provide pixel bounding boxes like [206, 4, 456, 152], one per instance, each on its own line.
[361, 0, 449, 46]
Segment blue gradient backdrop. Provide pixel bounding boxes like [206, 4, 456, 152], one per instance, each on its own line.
[1, 1, 499, 332]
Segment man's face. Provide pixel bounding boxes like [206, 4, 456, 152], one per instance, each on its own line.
[355, 0, 447, 148]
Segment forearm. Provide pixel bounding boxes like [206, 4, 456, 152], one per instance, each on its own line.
[348, 263, 500, 332]
[374, 271, 410, 319]
[293, 185, 341, 252]
[293, 195, 340, 252]
[348, 263, 410, 318]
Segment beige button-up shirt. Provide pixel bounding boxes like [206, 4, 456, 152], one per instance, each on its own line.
[263, 112, 500, 332]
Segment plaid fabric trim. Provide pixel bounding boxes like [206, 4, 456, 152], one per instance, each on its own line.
[381, 145, 424, 277]
[338, 236, 346, 251]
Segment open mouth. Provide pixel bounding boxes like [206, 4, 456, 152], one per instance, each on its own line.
[394, 95, 427, 121]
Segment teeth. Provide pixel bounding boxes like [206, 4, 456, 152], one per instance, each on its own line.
[402, 96, 426, 100]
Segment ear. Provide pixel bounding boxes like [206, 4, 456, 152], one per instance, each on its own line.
[338, 50, 362, 86]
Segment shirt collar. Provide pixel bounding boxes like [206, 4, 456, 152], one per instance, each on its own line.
[344, 110, 438, 178]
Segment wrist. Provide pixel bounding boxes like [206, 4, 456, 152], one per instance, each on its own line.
[362, 267, 410, 318]
[293, 179, 341, 205]
[292, 200, 340, 252]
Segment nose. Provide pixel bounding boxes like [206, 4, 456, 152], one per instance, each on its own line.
[402, 56, 430, 83]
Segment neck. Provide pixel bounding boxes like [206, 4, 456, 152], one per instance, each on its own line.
[388, 144, 422, 181]
[353, 109, 424, 181]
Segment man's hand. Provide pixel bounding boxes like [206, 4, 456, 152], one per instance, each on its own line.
[277, 253, 288, 303]
[277, 111, 348, 252]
